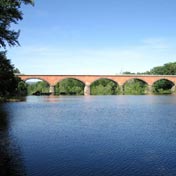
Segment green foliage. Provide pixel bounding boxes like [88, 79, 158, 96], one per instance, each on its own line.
[122, 71, 135, 75]
[142, 62, 176, 94]
[13, 68, 20, 73]
[0, 0, 34, 48]
[27, 81, 50, 95]
[17, 80, 27, 96]
[55, 79, 84, 95]
[90, 79, 120, 95]
[0, 0, 33, 100]
[149, 62, 176, 75]
[152, 79, 174, 94]
[123, 79, 147, 95]
[0, 51, 26, 98]
[0, 51, 16, 97]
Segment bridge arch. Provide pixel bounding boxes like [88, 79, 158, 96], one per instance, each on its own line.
[123, 78, 149, 95]
[152, 78, 175, 94]
[90, 78, 120, 95]
[90, 77, 118, 85]
[123, 78, 149, 86]
[19, 76, 53, 86]
[54, 78, 85, 95]
[24, 78, 50, 95]
[152, 78, 175, 85]
[24, 77, 50, 85]
[55, 77, 85, 85]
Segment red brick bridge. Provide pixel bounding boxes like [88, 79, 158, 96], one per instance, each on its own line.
[18, 74, 176, 95]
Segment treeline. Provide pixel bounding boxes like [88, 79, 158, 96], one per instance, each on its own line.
[123, 62, 176, 75]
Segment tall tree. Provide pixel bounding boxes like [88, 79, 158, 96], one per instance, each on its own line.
[0, 51, 17, 97]
[0, 0, 34, 49]
[0, 0, 33, 99]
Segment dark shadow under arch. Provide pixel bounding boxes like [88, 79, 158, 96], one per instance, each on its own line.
[152, 79, 174, 94]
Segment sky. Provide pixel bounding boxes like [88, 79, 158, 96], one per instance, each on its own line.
[7, 0, 176, 75]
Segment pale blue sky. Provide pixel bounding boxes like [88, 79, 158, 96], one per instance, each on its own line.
[7, 0, 176, 74]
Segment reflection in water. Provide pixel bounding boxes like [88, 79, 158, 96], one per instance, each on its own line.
[0, 105, 26, 176]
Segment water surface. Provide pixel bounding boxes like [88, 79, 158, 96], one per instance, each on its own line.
[1, 95, 176, 176]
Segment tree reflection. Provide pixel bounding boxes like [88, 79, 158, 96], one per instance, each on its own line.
[0, 105, 26, 176]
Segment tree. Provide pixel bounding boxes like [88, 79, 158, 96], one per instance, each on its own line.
[55, 79, 84, 95]
[26, 81, 49, 95]
[149, 62, 176, 75]
[152, 79, 174, 94]
[147, 62, 176, 93]
[13, 68, 20, 74]
[0, 0, 34, 48]
[123, 79, 147, 95]
[90, 79, 120, 95]
[0, 0, 33, 100]
[0, 51, 18, 97]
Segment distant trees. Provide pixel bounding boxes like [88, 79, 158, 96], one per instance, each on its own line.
[91, 79, 120, 95]
[149, 62, 176, 75]
[123, 79, 147, 95]
[55, 79, 84, 95]
[122, 62, 176, 76]
[27, 81, 49, 95]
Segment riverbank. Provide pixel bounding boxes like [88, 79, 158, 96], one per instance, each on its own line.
[0, 96, 26, 103]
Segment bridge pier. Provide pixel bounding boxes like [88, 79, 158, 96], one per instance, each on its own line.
[49, 85, 55, 95]
[146, 85, 153, 94]
[171, 85, 176, 94]
[84, 83, 90, 96]
[119, 85, 124, 95]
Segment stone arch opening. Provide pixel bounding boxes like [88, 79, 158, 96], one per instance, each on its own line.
[90, 78, 120, 95]
[152, 79, 175, 94]
[123, 78, 148, 95]
[55, 78, 85, 95]
[25, 78, 50, 95]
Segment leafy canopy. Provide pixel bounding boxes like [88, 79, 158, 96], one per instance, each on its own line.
[0, 0, 34, 48]
[0, 51, 17, 96]
[150, 62, 176, 75]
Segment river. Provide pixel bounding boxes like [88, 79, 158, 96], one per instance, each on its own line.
[0, 95, 176, 176]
